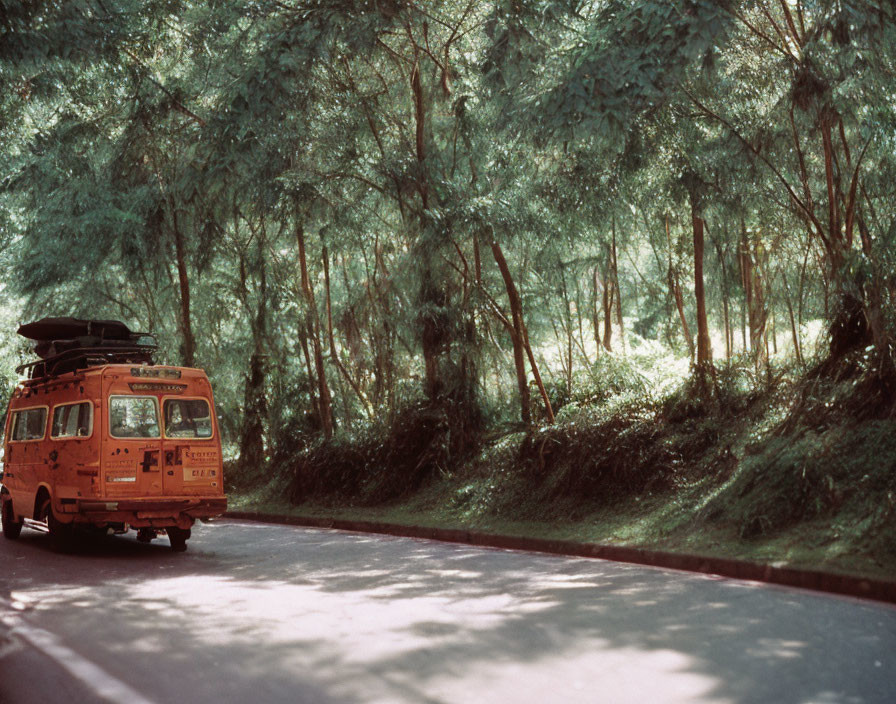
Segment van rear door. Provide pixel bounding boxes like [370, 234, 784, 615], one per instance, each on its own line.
[103, 373, 164, 497]
[160, 396, 221, 496]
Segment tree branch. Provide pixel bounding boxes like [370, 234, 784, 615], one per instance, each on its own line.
[122, 48, 207, 127]
[683, 87, 825, 242]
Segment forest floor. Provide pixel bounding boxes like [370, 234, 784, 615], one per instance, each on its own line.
[229, 354, 896, 582]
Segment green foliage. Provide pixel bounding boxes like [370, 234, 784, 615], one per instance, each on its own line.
[719, 419, 896, 540]
[536, 1, 732, 144]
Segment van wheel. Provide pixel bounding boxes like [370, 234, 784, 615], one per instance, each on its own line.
[167, 526, 190, 552]
[39, 498, 75, 552]
[1, 497, 23, 540]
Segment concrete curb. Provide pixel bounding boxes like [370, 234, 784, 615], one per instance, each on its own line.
[223, 510, 896, 605]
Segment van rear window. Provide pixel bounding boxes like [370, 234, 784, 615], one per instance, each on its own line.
[164, 399, 213, 438]
[52, 402, 92, 438]
[109, 396, 160, 438]
[10, 407, 47, 441]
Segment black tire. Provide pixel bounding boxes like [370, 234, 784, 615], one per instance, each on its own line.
[167, 526, 191, 552]
[39, 498, 75, 552]
[1, 496, 23, 540]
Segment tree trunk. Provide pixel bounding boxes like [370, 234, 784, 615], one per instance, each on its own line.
[666, 217, 695, 359]
[297, 223, 334, 439]
[691, 200, 713, 369]
[740, 219, 767, 367]
[781, 269, 803, 366]
[299, 326, 319, 426]
[602, 247, 614, 352]
[171, 209, 196, 367]
[237, 235, 269, 475]
[857, 216, 889, 364]
[771, 312, 778, 355]
[820, 114, 844, 283]
[324, 247, 363, 428]
[418, 257, 449, 400]
[327, 250, 371, 417]
[566, 320, 573, 398]
[798, 233, 810, 331]
[410, 50, 456, 403]
[592, 265, 602, 357]
[558, 270, 574, 398]
[714, 238, 732, 359]
[473, 231, 483, 285]
[491, 242, 531, 424]
[492, 241, 553, 424]
[574, 283, 591, 367]
[612, 218, 625, 352]
[411, 55, 428, 210]
[238, 351, 267, 474]
[520, 318, 555, 425]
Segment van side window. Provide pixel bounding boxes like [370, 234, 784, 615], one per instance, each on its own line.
[52, 402, 92, 439]
[109, 396, 159, 438]
[10, 407, 47, 441]
[164, 399, 213, 438]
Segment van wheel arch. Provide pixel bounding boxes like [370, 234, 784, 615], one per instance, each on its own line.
[33, 486, 51, 521]
[1, 488, 23, 540]
[37, 492, 75, 552]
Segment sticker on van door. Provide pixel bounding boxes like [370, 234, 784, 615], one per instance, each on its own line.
[183, 467, 218, 481]
[181, 447, 218, 481]
[107, 471, 137, 483]
[182, 448, 219, 466]
[106, 458, 138, 482]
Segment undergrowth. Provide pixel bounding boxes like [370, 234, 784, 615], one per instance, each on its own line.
[284, 394, 483, 506]
[241, 348, 896, 571]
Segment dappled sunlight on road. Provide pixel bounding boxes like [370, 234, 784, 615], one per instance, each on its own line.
[1, 520, 894, 704]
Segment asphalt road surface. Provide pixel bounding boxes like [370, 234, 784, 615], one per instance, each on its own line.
[0, 519, 893, 704]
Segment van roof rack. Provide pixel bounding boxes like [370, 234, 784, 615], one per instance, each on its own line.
[17, 344, 158, 381]
[16, 317, 157, 381]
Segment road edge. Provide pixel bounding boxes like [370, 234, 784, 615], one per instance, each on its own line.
[223, 510, 896, 605]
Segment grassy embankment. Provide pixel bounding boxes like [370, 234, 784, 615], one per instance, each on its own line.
[229, 347, 896, 581]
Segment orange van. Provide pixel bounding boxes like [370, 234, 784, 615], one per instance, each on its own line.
[0, 318, 226, 551]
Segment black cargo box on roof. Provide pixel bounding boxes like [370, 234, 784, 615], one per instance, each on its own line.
[17, 317, 134, 342]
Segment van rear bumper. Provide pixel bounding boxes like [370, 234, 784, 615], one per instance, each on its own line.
[70, 497, 228, 528]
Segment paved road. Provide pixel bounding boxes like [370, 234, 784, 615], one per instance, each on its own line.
[0, 520, 893, 704]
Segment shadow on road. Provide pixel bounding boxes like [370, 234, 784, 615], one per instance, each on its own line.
[0, 520, 892, 704]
